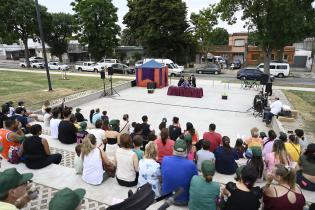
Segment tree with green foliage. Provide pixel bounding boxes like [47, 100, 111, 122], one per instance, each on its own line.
[71, 0, 120, 61]
[190, 5, 218, 55]
[45, 13, 74, 62]
[209, 27, 229, 45]
[216, 0, 315, 74]
[124, 0, 192, 63]
[120, 28, 140, 46]
[0, 0, 49, 67]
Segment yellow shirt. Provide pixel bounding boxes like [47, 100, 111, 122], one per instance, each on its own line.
[245, 137, 263, 149]
[0, 202, 18, 210]
[285, 142, 301, 162]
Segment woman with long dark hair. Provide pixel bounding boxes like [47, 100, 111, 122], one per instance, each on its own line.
[184, 122, 199, 145]
[265, 140, 291, 175]
[214, 136, 239, 174]
[247, 147, 264, 181]
[296, 143, 315, 191]
[155, 128, 174, 163]
[89, 109, 95, 123]
[223, 165, 262, 210]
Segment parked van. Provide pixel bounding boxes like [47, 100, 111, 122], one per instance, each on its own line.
[143, 58, 184, 77]
[257, 62, 290, 78]
[97, 58, 120, 68]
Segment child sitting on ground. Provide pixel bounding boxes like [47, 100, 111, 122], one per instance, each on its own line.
[76, 122, 89, 144]
[132, 135, 144, 160]
[235, 138, 246, 159]
[74, 144, 83, 174]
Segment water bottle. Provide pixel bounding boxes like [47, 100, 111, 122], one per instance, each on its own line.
[8, 146, 14, 160]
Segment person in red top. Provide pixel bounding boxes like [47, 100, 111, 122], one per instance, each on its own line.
[0, 118, 24, 159]
[155, 128, 175, 163]
[202, 123, 222, 152]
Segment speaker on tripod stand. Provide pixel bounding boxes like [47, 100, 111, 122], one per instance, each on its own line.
[107, 67, 120, 96]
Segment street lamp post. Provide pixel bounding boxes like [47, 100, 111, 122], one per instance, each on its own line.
[35, 0, 52, 91]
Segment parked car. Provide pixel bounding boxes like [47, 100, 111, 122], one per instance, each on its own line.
[29, 56, 43, 61]
[237, 68, 275, 81]
[20, 60, 44, 69]
[97, 58, 120, 68]
[75, 62, 103, 72]
[143, 59, 184, 77]
[256, 62, 290, 78]
[111, 63, 135, 74]
[196, 64, 221, 74]
[174, 63, 185, 71]
[230, 59, 242, 69]
[135, 60, 143, 68]
[48, 62, 69, 70]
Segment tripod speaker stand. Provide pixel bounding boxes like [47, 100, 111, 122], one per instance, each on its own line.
[107, 67, 120, 97]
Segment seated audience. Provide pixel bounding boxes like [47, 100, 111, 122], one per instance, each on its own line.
[49, 187, 86, 210]
[155, 128, 175, 163]
[214, 136, 239, 175]
[105, 120, 120, 161]
[184, 134, 196, 161]
[189, 160, 220, 210]
[81, 134, 111, 185]
[184, 122, 198, 145]
[203, 123, 222, 152]
[168, 116, 182, 141]
[74, 144, 83, 174]
[89, 109, 95, 124]
[88, 119, 106, 147]
[141, 115, 154, 143]
[76, 122, 89, 144]
[138, 142, 161, 197]
[196, 140, 215, 171]
[132, 135, 144, 160]
[161, 139, 198, 206]
[43, 107, 52, 128]
[0, 118, 24, 159]
[278, 131, 288, 142]
[285, 134, 301, 162]
[101, 111, 109, 122]
[15, 107, 31, 133]
[41, 100, 50, 114]
[295, 129, 309, 152]
[159, 121, 166, 132]
[21, 124, 62, 169]
[114, 134, 139, 187]
[74, 108, 86, 123]
[262, 130, 277, 157]
[223, 165, 262, 210]
[265, 140, 292, 174]
[58, 109, 77, 144]
[0, 168, 36, 209]
[0, 104, 9, 129]
[92, 108, 102, 125]
[263, 164, 305, 210]
[234, 138, 245, 158]
[50, 107, 61, 139]
[6, 101, 15, 117]
[148, 131, 157, 142]
[247, 147, 264, 181]
[297, 144, 315, 191]
[119, 114, 130, 134]
[245, 127, 263, 150]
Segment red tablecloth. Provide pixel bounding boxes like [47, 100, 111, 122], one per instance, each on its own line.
[167, 86, 203, 98]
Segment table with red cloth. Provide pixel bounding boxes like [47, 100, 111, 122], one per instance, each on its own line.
[167, 86, 203, 98]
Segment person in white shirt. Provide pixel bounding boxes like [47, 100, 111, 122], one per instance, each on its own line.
[196, 140, 215, 171]
[50, 108, 61, 139]
[43, 107, 52, 128]
[88, 119, 106, 148]
[265, 97, 282, 124]
[119, 114, 130, 134]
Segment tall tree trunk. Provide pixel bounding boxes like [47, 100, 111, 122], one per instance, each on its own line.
[23, 38, 30, 67]
[264, 47, 272, 75]
[276, 49, 283, 62]
[58, 54, 63, 63]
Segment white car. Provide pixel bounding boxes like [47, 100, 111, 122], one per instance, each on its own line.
[257, 62, 290, 78]
[135, 60, 143, 67]
[143, 58, 184, 77]
[75, 62, 103, 72]
[48, 62, 69, 70]
[29, 56, 43, 62]
[97, 58, 120, 68]
[20, 60, 44, 68]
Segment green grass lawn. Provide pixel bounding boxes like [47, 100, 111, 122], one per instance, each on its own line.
[0, 70, 125, 110]
[283, 90, 315, 137]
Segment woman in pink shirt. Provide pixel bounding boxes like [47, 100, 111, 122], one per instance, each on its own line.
[155, 128, 175, 163]
[265, 140, 292, 174]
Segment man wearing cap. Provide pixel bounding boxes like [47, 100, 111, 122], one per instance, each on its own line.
[74, 108, 86, 123]
[49, 187, 86, 210]
[189, 160, 220, 210]
[0, 168, 35, 209]
[161, 139, 198, 206]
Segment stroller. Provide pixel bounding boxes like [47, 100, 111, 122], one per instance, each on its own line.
[106, 183, 183, 210]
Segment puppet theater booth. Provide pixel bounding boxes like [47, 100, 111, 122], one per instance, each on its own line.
[136, 60, 168, 93]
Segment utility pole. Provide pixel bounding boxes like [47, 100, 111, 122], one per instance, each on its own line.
[35, 0, 53, 91]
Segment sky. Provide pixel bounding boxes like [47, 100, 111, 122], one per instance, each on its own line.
[38, 0, 247, 33]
